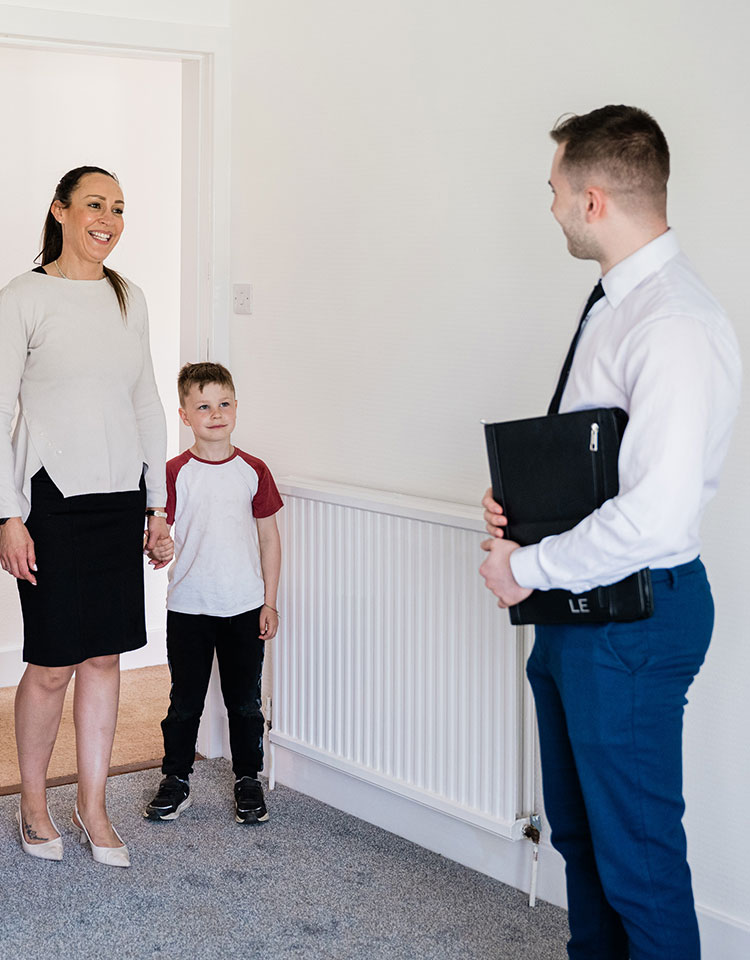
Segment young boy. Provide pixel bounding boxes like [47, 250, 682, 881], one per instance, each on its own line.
[144, 361, 282, 825]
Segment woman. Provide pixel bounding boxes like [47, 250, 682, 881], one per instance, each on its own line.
[0, 166, 172, 867]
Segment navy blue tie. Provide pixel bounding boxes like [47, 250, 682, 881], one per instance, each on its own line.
[547, 280, 605, 415]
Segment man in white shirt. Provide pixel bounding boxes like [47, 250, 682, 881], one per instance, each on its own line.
[480, 106, 741, 959]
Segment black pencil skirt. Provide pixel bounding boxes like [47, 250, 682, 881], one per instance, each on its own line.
[17, 468, 148, 668]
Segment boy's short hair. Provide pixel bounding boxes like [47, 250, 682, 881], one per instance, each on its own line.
[177, 361, 236, 406]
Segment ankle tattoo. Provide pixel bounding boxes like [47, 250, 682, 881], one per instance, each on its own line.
[23, 818, 49, 842]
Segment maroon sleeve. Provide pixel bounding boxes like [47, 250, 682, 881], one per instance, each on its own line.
[166, 451, 191, 525]
[236, 449, 283, 518]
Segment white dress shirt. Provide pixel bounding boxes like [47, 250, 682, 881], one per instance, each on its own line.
[0, 270, 167, 520]
[511, 230, 742, 593]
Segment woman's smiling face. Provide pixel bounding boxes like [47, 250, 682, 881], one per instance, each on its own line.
[52, 172, 125, 269]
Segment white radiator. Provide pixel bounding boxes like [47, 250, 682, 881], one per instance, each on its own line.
[270, 478, 536, 841]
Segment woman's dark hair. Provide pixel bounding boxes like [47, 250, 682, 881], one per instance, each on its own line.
[37, 165, 129, 317]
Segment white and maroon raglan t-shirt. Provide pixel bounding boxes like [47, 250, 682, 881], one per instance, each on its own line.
[165, 448, 283, 617]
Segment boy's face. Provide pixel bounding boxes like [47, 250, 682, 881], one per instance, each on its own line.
[179, 382, 237, 446]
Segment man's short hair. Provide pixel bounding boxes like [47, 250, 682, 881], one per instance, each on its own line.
[177, 361, 236, 406]
[550, 105, 670, 211]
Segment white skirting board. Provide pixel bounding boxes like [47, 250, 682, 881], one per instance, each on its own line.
[0, 646, 25, 688]
[697, 907, 750, 960]
[272, 743, 750, 960]
[125, 626, 228, 762]
[0, 626, 168, 687]
[0, 627, 167, 687]
[1, 624, 227, 763]
[271, 739, 566, 907]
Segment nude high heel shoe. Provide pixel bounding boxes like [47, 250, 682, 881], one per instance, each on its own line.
[17, 805, 63, 861]
[72, 804, 130, 868]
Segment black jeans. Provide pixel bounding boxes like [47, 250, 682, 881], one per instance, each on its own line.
[161, 608, 266, 779]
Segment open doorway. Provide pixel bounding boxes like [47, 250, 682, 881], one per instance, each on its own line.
[0, 43, 183, 788]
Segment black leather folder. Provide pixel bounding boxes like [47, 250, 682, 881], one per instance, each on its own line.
[483, 407, 653, 625]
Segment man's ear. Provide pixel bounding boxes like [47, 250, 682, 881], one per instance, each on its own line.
[178, 407, 190, 426]
[583, 186, 607, 222]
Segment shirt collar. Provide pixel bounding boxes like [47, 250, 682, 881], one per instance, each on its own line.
[600, 228, 680, 309]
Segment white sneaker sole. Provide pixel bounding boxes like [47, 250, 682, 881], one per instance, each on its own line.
[235, 810, 270, 824]
[144, 794, 192, 821]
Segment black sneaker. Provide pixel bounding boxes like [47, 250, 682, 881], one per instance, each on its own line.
[234, 776, 269, 824]
[143, 775, 192, 821]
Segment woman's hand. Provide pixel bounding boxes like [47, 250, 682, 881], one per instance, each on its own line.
[0, 518, 37, 585]
[144, 516, 173, 570]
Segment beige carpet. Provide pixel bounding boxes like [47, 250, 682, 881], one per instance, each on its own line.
[0, 664, 171, 795]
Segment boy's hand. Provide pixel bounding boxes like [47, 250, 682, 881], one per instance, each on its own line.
[146, 533, 174, 569]
[259, 604, 279, 640]
[144, 516, 173, 569]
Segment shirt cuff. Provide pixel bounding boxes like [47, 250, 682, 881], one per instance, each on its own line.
[509, 544, 551, 592]
[145, 480, 167, 508]
[0, 497, 23, 521]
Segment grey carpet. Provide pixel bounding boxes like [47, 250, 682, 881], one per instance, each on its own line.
[0, 759, 568, 960]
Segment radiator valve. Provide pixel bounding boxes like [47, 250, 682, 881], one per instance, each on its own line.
[523, 814, 541, 844]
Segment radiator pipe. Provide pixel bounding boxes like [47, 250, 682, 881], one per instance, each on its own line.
[523, 815, 542, 907]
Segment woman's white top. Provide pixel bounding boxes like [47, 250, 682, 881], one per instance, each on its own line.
[0, 270, 167, 520]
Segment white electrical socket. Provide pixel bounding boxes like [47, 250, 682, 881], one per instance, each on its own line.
[233, 283, 253, 315]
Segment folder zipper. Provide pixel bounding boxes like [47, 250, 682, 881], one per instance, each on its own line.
[590, 421, 603, 506]
[589, 423, 599, 452]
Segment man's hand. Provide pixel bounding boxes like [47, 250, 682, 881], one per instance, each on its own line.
[0, 518, 37, 585]
[482, 487, 508, 538]
[479, 536, 532, 608]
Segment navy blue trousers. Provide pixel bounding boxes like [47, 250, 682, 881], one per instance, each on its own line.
[527, 558, 712, 960]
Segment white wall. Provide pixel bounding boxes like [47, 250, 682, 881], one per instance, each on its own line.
[0, 0, 229, 25]
[229, 0, 750, 941]
[1, 0, 748, 949]
[0, 45, 182, 676]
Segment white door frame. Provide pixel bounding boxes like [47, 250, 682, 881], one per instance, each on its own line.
[0, 6, 232, 758]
